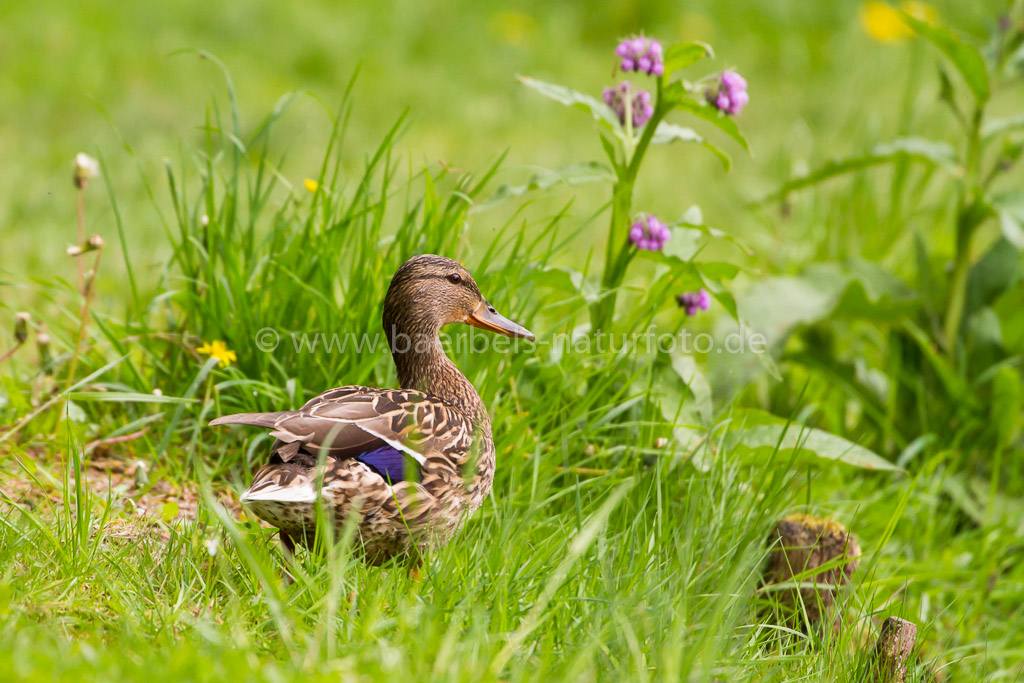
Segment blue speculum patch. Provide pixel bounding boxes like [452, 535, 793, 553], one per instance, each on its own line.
[356, 445, 408, 483]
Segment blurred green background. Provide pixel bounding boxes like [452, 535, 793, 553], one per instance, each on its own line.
[0, 0, 1009, 296]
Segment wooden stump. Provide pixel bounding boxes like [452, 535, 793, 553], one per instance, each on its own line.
[762, 514, 860, 629]
[870, 617, 917, 683]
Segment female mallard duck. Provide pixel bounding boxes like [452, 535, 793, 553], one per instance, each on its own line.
[210, 255, 533, 563]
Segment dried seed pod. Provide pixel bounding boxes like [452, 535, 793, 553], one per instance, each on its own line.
[37, 330, 52, 369]
[73, 153, 100, 189]
[14, 312, 30, 344]
[762, 513, 860, 629]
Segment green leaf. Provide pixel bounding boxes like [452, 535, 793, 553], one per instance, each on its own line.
[160, 500, 179, 523]
[482, 162, 616, 206]
[646, 353, 714, 469]
[670, 354, 712, 424]
[598, 133, 621, 171]
[652, 122, 730, 170]
[990, 191, 1024, 249]
[708, 288, 738, 320]
[902, 321, 971, 406]
[672, 99, 749, 151]
[871, 137, 960, 166]
[726, 411, 901, 472]
[759, 137, 960, 203]
[990, 366, 1023, 449]
[981, 113, 1024, 141]
[673, 205, 753, 255]
[518, 76, 620, 129]
[68, 391, 195, 404]
[530, 265, 599, 303]
[64, 400, 87, 423]
[662, 41, 713, 79]
[737, 261, 917, 349]
[966, 237, 1020, 311]
[695, 261, 740, 281]
[904, 16, 990, 104]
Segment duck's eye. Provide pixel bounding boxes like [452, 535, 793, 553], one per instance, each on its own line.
[448, 273, 462, 284]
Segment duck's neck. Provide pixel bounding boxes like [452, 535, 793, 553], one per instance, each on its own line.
[384, 322, 489, 428]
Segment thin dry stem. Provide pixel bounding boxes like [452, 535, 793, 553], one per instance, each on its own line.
[63, 243, 104, 406]
[75, 189, 85, 292]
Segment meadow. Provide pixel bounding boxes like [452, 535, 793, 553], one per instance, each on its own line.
[1, 0, 1023, 680]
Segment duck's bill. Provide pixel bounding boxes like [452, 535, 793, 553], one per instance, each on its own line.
[467, 301, 535, 341]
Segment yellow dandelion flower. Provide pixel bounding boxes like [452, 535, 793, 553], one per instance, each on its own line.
[196, 340, 237, 367]
[860, 1, 938, 43]
[304, 178, 319, 193]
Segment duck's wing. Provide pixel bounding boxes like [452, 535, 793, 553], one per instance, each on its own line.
[210, 385, 473, 494]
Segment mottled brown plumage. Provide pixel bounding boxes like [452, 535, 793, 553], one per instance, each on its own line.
[210, 255, 533, 564]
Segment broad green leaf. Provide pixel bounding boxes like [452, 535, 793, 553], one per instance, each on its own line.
[759, 137, 960, 203]
[871, 137, 959, 166]
[673, 205, 753, 255]
[904, 16, 990, 103]
[638, 251, 706, 287]
[530, 265, 599, 303]
[726, 411, 901, 472]
[65, 400, 87, 423]
[662, 41, 713, 79]
[644, 250, 741, 319]
[638, 252, 738, 283]
[982, 113, 1024, 140]
[696, 261, 740, 281]
[672, 99, 749, 151]
[652, 122, 730, 170]
[1, 376, 31, 413]
[990, 191, 1024, 249]
[738, 261, 916, 348]
[708, 287, 738, 320]
[482, 162, 616, 206]
[661, 227, 704, 261]
[966, 307, 1002, 349]
[518, 76, 620, 129]
[820, 261, 918, 321]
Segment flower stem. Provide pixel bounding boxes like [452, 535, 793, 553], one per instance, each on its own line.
[942, 107, 984, 353]
[591, 83, 667, 332]
[64, 244, 104, 402]
[0, 342, 23, 365]
[75, 189, 85, 293]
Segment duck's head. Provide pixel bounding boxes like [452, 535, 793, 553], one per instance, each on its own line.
[383, 254, 534, 341]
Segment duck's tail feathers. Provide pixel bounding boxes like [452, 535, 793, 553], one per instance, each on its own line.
[209, 411, 294, 429]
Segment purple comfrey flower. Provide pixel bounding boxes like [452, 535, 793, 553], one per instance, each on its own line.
[676, 289, 712, 316]
[602, 82, 654, 128]
[629, 215, 671, 251]
[706, 70, 749, 116]
[616, 36, 664, 76]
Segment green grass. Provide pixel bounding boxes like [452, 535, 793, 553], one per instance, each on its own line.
[2, 0, 1024, 680]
